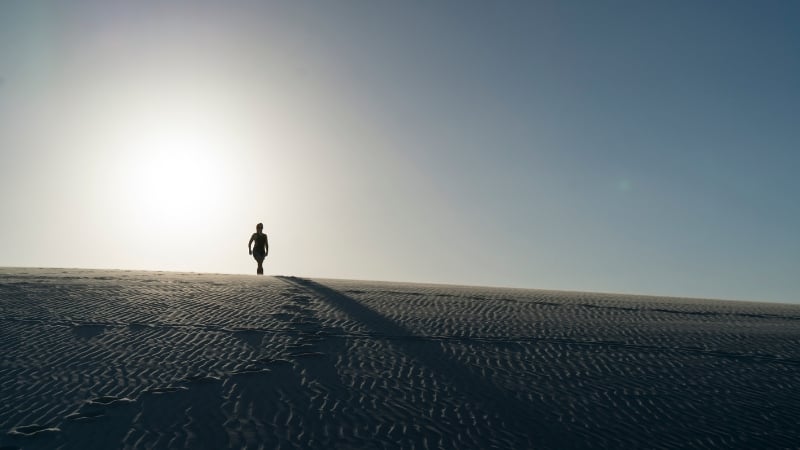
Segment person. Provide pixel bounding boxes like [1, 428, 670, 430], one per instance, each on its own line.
[248, 223, 269, 275]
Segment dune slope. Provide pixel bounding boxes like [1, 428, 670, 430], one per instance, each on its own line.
[1, 268, 799, 449]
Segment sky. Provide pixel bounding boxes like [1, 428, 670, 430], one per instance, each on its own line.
[1, 1, 798, 303]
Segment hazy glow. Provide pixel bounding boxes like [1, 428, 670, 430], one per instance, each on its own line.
[1, 1, 799, 303]
[114, 103, 230, 230]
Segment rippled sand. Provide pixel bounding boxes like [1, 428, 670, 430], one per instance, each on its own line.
[1, 268, 799, 449]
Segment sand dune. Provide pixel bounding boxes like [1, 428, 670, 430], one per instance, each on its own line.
[1, 268, 799, 449]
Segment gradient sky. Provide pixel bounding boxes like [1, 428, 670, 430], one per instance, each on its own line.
[1, 1, 798, 303]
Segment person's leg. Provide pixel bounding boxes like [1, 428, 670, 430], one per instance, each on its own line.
[256, 257, 264, 275]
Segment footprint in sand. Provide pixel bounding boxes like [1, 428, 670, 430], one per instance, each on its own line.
[127, 322, 153, 331]
[288, 351, 325, 359]
[89, 396, 134, 405]
[72, 323, 107, 339]
[8, 424, 60, 436]
[144, 386, 188, 395]
[232, 329, 265, 348]
[65, 395, 135, 422]
[286, 344, 318, 356]
[281, 304, 304, 312]
[232, 366, 272, 375]
[65, 409, 105, 421]
[289, 319, 322, 334]
[183, 374, 221, 383]
[254, 357, 293, 367]
[271, 312, 294, 322]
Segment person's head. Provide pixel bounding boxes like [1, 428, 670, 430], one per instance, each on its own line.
[256, 223, 263, 232]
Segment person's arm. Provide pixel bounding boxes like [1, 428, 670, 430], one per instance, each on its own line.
[264, 235, 269, 257]
[248, 234, 255, 255]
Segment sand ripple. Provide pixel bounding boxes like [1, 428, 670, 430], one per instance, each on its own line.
[1, 268, 799, 449]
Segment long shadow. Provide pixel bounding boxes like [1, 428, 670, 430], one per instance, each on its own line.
[279, 276, 576, 449]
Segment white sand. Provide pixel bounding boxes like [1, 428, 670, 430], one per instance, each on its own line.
[1, 268, 799, 449]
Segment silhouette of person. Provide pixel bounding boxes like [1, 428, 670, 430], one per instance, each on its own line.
[248, 223, 269, 275]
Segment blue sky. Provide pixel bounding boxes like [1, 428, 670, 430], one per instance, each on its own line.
[1, 1, 798, 303]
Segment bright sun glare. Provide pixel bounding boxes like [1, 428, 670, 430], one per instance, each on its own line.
[133, 131, 218, 214]
[108, 96, 236, 238]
